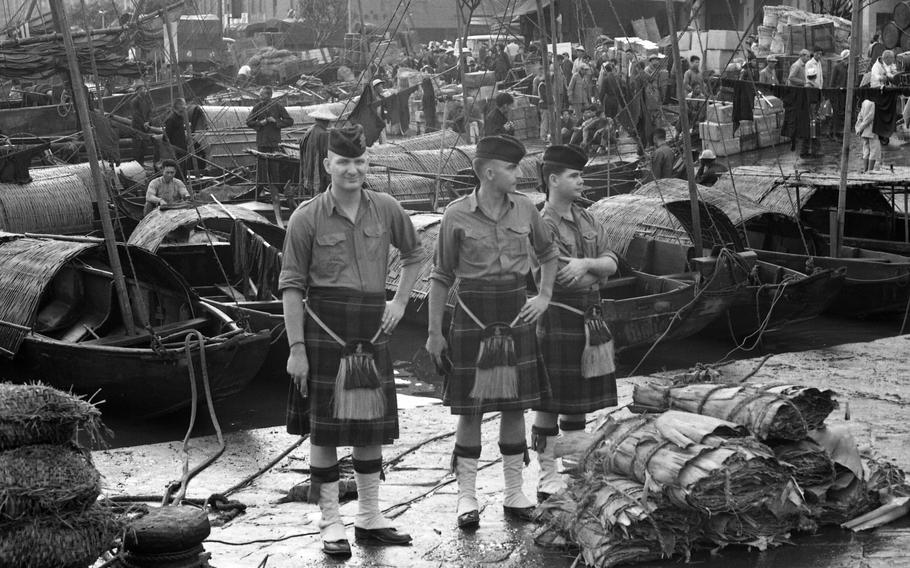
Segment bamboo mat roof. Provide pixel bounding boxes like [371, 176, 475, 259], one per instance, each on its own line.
[364, 173, 437, 203]
[635, 179, 805, 238]
[127, 204, 271, 252]
[0, 235, 95, 356]
[386, 213, 442, 305]
[588, 193, 743, 258]
[0, 174, 94, 235]
[370, 130, 464, 153]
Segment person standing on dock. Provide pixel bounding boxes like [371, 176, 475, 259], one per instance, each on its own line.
[246, 86, 294, 223]
[425, 135, 559, 530]
[280, 124, 423, 557]
[298, 108, 335, 200]
[855, 95, 880, 172]
[650, 128, 675, 180]
[532, 144, 618, 503]
[130, 81, 153, 167]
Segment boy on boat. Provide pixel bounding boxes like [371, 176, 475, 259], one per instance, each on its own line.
[532, 144, 619, 502]
[280, 125, 423, 557]
[425, 134, 559, 529]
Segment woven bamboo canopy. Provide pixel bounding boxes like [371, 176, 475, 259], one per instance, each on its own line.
[0, 234, 194, 357]
[370, 129, 464, 153]
[386, 213, 442, 304]
[364, 173, 437, 205]
[127, 204, 272, 252]
[588, 193, 743, 260]
[0, 174, 93, 235]
[718, 166, 895, 218]
[634, 179, 822, 252]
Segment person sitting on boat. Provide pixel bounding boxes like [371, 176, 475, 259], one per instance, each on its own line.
[281, 124, 422, 557]
[532, 143, 618, 505]
[759, 56, 779, 86]
[695, 149, 727, 187]
[425, 135, 558, 530]
[484, 91, 516, 137]
[144, 159, 190, 215]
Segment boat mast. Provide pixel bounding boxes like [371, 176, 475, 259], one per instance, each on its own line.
[536, 0, 559, 145]
[665, 0, 703, 253]
[162, 9, 199, 178]
[48, 0, 137, 335]
[833, 0, 863, 257]
[548, 0, 562, 143]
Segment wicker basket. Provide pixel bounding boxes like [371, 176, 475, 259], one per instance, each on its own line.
[0, 444, 101, 520]
[0, 503, 120, 568]
[0, 383, 105, 450]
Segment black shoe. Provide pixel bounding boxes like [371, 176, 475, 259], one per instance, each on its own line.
[503, 505, 536, 522]
[457, 510, 480, 530]
[322, 538, 352, 556]
[537, 491, 552, 504]
[354, 526, 412, 545]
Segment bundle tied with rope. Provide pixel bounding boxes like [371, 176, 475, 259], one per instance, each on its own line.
[305, 302, 386, 420]
[551, 301, 616, 378]
[458, 298, 519, 401]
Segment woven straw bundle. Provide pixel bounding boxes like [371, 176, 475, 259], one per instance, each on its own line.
[594, 414, 794, 513]
[0, 503, 120, 568]
[0, 444, 101, 520]
[632, 382, 810, 441]
[0, 383, 104, 450]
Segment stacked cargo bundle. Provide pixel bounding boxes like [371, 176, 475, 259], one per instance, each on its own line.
[765, 5, 851, 60]
[247, 47, 305, 82]
[536, 377, 908, 568]
[0, 383, 119, 568]
[505, 96, 540, 142]
[699, 95, 787, 156]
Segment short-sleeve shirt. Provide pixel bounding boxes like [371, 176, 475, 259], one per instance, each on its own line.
[430, 189, 559, 288]
[540, 203, 617, 293]
[146, 176, 189, 205]
[278, 188, 422, 293]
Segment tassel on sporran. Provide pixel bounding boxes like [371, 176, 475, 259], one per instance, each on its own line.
[470, 322, 519, 401]
[333, 339, 386, 420]
[581, 304, 615, 378]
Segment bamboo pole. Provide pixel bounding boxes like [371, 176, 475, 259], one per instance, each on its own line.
[665, 0, 703, 253]
[833, 0, 862, 257]
[549, 0, 562, 143]
[536, 0, 558, 145]
[49, 0, 136, 335]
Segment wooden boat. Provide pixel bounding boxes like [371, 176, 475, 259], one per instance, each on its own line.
[127, 203, 288, 380]
[636, 179, 910, 318]
[0, 233, 270, 418]
[0, 75, 223, 138]
[589, 193, 846, 339]
[714, 166, 910, 252]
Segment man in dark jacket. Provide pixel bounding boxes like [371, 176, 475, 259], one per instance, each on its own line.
[164, 98, 189, 178]
[484, 92, 515, 137]
[246, 86, 294, 222]
[130, 81, 153, 166]
[829, 49, 850, 137]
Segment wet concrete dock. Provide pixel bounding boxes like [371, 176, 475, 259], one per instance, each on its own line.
[93, 333, 910, 568]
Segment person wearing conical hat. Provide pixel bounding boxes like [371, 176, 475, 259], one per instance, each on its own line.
[298, 107, 336, 201]
[532, 144, 618, 503]
[426, 134, 559, 530]
[695, 148, 727, 186]
[281, 124, 422, 557]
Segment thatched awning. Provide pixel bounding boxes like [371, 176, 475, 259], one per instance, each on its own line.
[0, 235, 95, 356]
[386, 213, 442, 305]
[0, 174, 93, 235]
[589, 193, 743, 260]
[127, 204, 272, 252]
[370, 130, 464, 154]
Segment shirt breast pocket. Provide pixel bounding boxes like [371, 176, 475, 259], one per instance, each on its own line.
[363, 224, 388, 258]
[314, 231, 347, 279]
[581, 231, 599, 258]
[505, 225, 530, 259]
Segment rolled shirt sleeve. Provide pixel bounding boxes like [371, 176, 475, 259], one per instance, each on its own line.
[430, 207, 458, 288]
[278, 206, 314, 292]
[527, 199, 558, 264]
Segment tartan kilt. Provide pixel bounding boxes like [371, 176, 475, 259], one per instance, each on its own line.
[535, 290, 617, 414]
[286, 289, 399, 447]
[444, 277, 550, 414]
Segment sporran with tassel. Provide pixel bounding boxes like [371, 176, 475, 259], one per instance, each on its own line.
[457, 297, 522, 401]
[305, 303, 386, 420]
[551, 301, 615, 378]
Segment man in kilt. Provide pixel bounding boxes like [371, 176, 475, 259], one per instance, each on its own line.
[280, 124, 423, 556]
[533, 144, 618, 502]
[425, 134, 559, 529]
